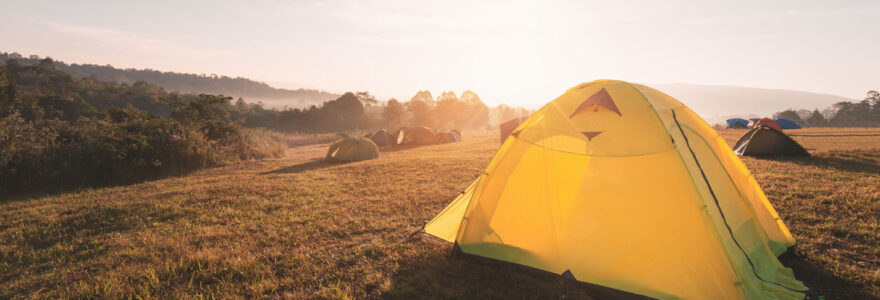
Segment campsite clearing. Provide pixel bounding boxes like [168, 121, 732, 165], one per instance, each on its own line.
[1, 128, 878, 299]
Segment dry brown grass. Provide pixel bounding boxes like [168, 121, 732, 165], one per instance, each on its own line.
[717, 127, 880, 152]
[1, 128, 878, 299]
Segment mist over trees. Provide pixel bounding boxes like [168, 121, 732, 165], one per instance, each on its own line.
[494, 104, 532, 124]
[0, 52, 525, 133]
[774, 90, 880, 127]
[0, 52, 339, 107]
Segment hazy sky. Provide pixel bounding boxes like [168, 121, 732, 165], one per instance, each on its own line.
[2, 0, 878, 107]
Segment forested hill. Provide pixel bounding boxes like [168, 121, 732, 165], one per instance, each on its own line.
[0, 52, 339, 107]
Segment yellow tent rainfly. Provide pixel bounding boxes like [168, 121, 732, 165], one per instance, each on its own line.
[325, 137, 379, 162]
[424, 80, 811, 299]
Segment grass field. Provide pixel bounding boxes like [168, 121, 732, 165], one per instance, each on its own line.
[1, 128, 878, 299]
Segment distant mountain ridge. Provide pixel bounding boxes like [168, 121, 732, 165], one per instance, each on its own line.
[654, 83, 853, 125]
[0, 52, 340, 107]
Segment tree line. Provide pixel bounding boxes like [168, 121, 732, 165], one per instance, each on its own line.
[0, 54, 516, 133]
[0, 52, 339, 107]
[774, 91, 880, 127]
[225, 88, 495, 133]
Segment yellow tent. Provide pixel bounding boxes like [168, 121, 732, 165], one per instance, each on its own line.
[425, 80, 810, 299]
[325, 137, 379, 162]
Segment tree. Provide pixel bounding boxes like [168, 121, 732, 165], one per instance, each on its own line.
[382, 98, 405, 127]
[356, 91, 378, 107]
[460, 90, 489, 128]
[496, 104, 516, 124]
[805, 109, 825, 126]
[407, 99, 433, 127]
[773, 109, 804, 125]
[164, 94, 238, 142]
[410, 90, 434, 106]
[468, 102, 490, 128]
[434, 95, 466, 128]
[821, 107, 837, 123]
[321, 92, 367, 131]
[830, 100, 872, 125]
[235, 97, 247, 109]
[37, 57, 55, 70]
[796, 109, 811, 122]
[434, 91, 460, 128]
[866, 90, 880, 120]
[460, 90, 481, 104]
[867, 90, 880, 106]
[437, 91, 458, 103]
[0, 66, 13, 116]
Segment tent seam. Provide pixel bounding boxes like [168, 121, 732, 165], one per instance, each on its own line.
[630, 83, 755, 297]
[671, 109, 808, 295]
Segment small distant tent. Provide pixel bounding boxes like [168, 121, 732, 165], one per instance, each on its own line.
[499, 117, 528, 144]
[424, 80, 810, 299]
[436, 131, 462, 143]
[325, 137, 379, 162]
[369, 129, 394, 147]
[747, 118, 761, 127]
[397, 126, 436, 145]
[752, 118, 782, 131]
[774, 118, 802, 129]
[726, 118, 749, 129]
[733, 127, 809, 156]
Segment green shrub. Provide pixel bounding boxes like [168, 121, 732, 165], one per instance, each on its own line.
[0, 109, 285, 197]
[0, 61, 288, 197]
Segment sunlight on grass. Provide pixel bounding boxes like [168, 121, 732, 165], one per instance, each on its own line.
[1, 129, 878, 298]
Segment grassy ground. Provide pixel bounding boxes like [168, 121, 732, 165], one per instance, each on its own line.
[1, 128, 878, 299]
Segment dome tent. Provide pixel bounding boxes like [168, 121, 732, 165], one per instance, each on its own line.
[325, 137, 379, 162]
[726, 118, 749, 129]
[369, 129, 394, 147]
[752, 118, 782, 131]
[396, 126, 436, 145]
[733, 127, 809, 157]
[774, 118, 802, 129]
[423, 80, 810, 299]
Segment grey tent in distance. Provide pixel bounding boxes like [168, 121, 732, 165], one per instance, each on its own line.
[733, 127, 809, 156]
[369, 129, 394, 147]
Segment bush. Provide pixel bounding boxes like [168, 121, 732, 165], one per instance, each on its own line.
[0, 109, 285, 197]
[0, 61, 289, 197]
[0, 112, 60, 194]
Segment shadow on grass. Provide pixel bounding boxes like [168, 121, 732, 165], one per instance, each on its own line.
[378, 144, 432, 153]
[0, 167, 206, 204]
[779, 251, 876, 299]
[387, 244, 874, 299]
[767, 150, 880, 175]
[384, 250, 568, 299]
[261, 159, 343, 175]
[378, 141, 462, 153]
[385, 245, 649, 299]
